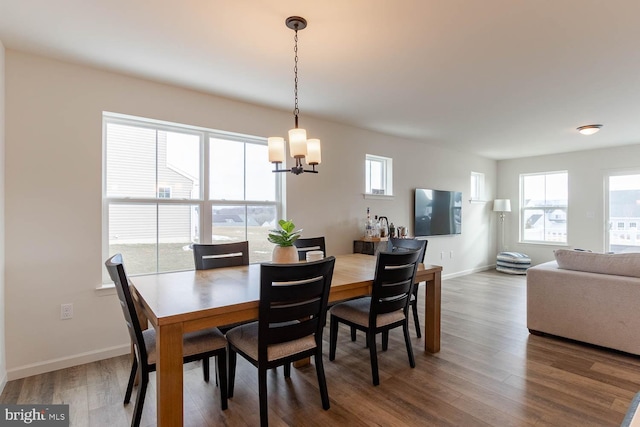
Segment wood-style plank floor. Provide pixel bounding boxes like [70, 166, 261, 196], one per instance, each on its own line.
[3, 270, 640, 426]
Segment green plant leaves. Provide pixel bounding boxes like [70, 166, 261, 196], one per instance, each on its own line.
[268, 219, 302, 247]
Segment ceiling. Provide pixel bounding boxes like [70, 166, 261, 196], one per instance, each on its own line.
[1, 0, 640, 160]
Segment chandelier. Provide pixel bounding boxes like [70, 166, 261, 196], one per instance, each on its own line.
[267, 16, 320, 175]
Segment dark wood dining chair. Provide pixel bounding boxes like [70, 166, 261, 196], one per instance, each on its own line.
[105, 254, 228, 427]
[329, 250, 421, 386]
[293, 236, 326, 261]
[387, 238, 428, 337]
[227, 257, 336, 427]
[193, 241, 249, 270]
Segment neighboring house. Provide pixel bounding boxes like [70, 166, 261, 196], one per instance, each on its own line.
[610, 190, 640, 251]
[108, 128, 196, 244]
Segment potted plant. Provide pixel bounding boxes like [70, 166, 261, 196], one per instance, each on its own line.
[268, 219, 302, 263]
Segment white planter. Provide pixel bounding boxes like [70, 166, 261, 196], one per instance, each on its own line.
[272, 245, 299, 264]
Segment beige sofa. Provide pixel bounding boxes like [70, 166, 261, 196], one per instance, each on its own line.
[527, 249, 640, 355]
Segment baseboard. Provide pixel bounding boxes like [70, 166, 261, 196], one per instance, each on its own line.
[442, 264, 495, 280]
[7, 344, 130, 381]
[0, 370, 7, 396]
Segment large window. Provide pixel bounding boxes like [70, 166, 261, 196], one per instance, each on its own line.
[520, 171, 568, 243]
[365, 154, 393, 196]
[103, 114, 282, 276]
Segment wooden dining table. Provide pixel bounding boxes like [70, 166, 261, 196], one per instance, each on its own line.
[130, 253, 442, 427]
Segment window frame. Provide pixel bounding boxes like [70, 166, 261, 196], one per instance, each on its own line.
[519, 170, 568, 245]
[470, 171, 485, 202]
[102, 113, 283, 279]
[364, 154, 393, 198]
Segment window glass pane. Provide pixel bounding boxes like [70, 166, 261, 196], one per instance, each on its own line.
[212, 205, 276, 263]
[523, 174, 545, 203]
[106, 123, 157, 198]
[247, 205, 277, 263]
[521, 172, 568, 243]
[546, 172, 568, 202]
[157, 204, 198, 272]
[370, 161, 383, 193]
[210, 138, 244, 200]
[163, 131, 200, 200]
[470, 172, 484, 201]
[212, 205, 246, 244]
[365, 155, 392, 195]
[108, 204, 157, 275]
[246, 143, 276, 201]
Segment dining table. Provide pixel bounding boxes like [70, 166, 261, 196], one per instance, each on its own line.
[130, 253, 443, 427]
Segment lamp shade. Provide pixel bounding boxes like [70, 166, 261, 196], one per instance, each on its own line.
[288, 128, 307, 157]
[267, 137, 285, 163]
[306, 139, 321, 165]
[493, 199, 511, 212]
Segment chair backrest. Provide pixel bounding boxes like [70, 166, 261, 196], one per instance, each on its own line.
[387, 238, 427, 264]
[258, 257, 336, 360]
[369, 251, 422, 324]
[293, 236, 326, 261]
[193, 242, 249, 270]
[105, 254, 149, 365]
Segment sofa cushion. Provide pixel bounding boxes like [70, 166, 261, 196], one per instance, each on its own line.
[554, 249, 640, 278]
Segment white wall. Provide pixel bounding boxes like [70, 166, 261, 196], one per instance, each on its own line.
[0, 40, 7, 390]
[5, 49, 497, 379]
[497, 144, 640, 265]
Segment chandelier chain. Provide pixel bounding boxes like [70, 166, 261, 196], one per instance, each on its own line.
[293, 29, 299, 121]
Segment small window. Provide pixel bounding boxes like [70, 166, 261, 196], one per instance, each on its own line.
[158, 186, 172, 199]
[365, 154, 393, 196]
[630, 222, 637, 229]
[470, 172, 485, 201]
[618, 222, 625, 229]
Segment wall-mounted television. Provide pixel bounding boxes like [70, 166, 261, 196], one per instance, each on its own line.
[414, 188, 462, 237]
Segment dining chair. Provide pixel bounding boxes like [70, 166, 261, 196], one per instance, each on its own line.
[293, 236, 326, 261]
[387, 238, 428, 337]
[329, 250, 422, 386]
[193, 241, 249, 270]
[227, 256, 336, 427]
[105, 254, 228, 427]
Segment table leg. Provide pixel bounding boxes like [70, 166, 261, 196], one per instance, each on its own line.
[424, 271, 441, 353]
[156, 323, 184, 426]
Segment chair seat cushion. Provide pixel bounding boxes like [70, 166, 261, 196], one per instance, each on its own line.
[329, 297, 405, 328]
[226, 321, 317, 363]
[143, 327, 227, 365]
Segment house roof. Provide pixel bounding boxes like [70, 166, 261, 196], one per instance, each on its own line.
[1, 0, 639, 160]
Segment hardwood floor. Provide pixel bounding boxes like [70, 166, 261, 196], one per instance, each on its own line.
[3, 269, 640, 426]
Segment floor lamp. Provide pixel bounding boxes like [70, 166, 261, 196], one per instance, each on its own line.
[493, 199, 511, 252]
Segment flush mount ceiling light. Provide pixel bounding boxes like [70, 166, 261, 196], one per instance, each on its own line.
[577, 124, 603, 135]
[267, 16, 320, 175]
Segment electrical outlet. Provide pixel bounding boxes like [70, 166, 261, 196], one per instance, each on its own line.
[450, 250, 454, 258]
[61, 303, 73, 320]
[440, 251, 444, 260]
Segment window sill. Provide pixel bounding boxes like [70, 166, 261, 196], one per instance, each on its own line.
[95, 283, 116, 296]
[363, 194, 395, 201]
[518, 241, 569, 247]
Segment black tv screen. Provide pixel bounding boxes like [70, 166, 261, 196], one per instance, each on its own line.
[414, 189, 462, 236]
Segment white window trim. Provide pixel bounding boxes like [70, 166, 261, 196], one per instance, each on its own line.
[364, 154, 393, 197]
[519, 170, 569, 245]
[470, 171, 485, 202]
